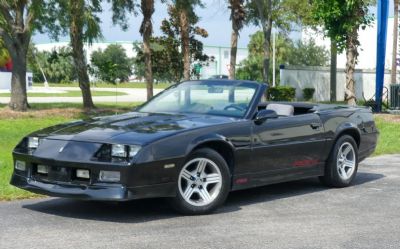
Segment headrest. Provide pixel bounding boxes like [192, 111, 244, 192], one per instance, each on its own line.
[266, 103, 294, 116]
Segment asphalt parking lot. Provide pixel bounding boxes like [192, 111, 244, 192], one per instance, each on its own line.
[0, 154, 399, 249]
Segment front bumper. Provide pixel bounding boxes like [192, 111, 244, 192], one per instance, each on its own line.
[10, 150, 178, 201]
[11, 173, 176, 201]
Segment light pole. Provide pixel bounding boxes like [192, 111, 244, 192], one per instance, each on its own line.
[272, 31, 276, 87]
[375, 0, 389, 112]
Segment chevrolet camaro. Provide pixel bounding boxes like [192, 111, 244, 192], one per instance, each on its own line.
[10, 80, 378, 214]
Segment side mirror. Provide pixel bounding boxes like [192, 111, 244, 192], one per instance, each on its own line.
[254, 109, 278, 124]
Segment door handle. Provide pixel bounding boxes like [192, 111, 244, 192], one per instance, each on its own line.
[310, 122, 321, 129]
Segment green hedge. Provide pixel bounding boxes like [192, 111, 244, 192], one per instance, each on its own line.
[267, 86, 296, 101]
[302, 88, 315, 101]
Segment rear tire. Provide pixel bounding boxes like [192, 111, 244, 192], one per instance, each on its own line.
[169, 148, 231, 215]
[319, 135, 358, 187]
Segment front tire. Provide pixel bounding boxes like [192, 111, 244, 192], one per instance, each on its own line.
[320, 135, 358, 187]
[169, 148, 231, 215]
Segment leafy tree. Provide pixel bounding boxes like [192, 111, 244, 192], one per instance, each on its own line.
[28, 47, 76, 83]
[0, 39, 10, 68]
[228, 0, 246, 79]
[245, 0, 302, 84]
[0, 1, 57, 111]
[289, 39, 330, 66]
[312, 0, 374, 105]
[133, 4, 209, 83]
[90, 44, 133, 83]
[236, 31, 329, 82]
[133, 37, 182, 83]
[173, 0, 204, 80]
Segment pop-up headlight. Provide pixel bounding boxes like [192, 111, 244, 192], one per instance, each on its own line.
[111, 144, 127, 158]
[28, 137, 40, 149]
[107, 144, 141, 162]
[129, 145, 141, 158]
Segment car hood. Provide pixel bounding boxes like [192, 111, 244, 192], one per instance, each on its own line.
[34, 112, 237, 145]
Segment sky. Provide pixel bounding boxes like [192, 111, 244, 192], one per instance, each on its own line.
[33, 0, 261, 48]
[33, 1, 389, 48]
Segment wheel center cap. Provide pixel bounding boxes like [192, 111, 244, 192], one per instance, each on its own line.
[194, 177, 202, 185]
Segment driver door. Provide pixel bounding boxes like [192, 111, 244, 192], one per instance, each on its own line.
[250, 113, 326, 176]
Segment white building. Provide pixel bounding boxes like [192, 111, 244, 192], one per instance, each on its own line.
[0, 72, 33, 90]
[279, 17, 398, 102]
[302, 17, 398, 70]
[35, 41, 249, 79]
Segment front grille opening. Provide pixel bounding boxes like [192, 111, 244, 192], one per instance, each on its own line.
[36, 165, 49, 175]
[73, 169, 91, 182]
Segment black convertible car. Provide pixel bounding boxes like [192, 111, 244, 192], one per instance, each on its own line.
[11, 80, 378, 214]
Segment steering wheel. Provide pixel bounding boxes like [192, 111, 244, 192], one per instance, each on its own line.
[223, 104, 246, 111]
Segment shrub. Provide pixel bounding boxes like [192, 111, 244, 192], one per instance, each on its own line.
[302, 88, 315, 101]
[267, 86, 296, 101]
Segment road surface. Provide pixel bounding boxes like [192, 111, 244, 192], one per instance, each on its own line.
[0, 154, 399, 249]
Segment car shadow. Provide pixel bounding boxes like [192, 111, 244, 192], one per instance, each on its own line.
[22, 172, 384, 223]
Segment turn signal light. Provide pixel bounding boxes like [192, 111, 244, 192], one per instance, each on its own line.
[99, 171, 120, 182]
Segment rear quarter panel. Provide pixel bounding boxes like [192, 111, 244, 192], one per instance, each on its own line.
[319, 107, 378, 162]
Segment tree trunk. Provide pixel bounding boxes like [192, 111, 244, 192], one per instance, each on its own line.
[180, 9, 190, 81]
[254, 0, 272, 85]
[229, 0, 241, 80]
[9, 54, 28, 111]
[70, 0, 95, 109]
[262, 17, 272, 85]
[229, 27, 239, 80]
[141, 0, 154, 100]
[391, 0, 399, 84]
[330, 40, 337, 102]
[345, 30, 358, 106]
[1, 3, 31, 111]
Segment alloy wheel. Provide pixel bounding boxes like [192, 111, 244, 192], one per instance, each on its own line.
[178, 158, 222, 207]
[336, 142, 356, 181]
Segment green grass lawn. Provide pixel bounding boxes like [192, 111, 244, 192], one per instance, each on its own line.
[33, 82, 171, 89]
[0, 90, 128, 97]
[373, 115, 400, 156]
[0, 106, 399, 200]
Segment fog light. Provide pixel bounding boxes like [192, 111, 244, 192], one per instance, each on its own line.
[76, 169, 90, 179]
[37, 165, 49, 174]
[15, 161, 26, 171]
[99, 171, 120, 182]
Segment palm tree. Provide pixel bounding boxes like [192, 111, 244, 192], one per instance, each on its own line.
[173, 0, 202, 81]
[140, 0, 155, 100]
[253, 0, 273, 84]
[228, 0, 245, 80]
[66, 0, 102, 109]
[391, 0, 399, 85]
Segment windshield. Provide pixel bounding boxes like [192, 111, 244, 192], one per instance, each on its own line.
[137, 81, 258, 118]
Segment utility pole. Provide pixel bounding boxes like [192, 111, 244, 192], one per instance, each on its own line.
[391, 0, 399, 85]
[330, 41, 337, 102]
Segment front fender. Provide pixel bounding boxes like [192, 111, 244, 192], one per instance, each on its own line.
[185, 133, 235, 156]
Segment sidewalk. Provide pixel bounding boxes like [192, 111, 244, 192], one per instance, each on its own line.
[0, 87, 163, 104]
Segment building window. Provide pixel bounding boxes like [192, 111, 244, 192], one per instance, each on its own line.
[224, 50, 229, 59]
